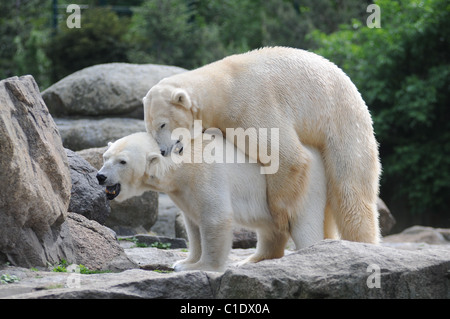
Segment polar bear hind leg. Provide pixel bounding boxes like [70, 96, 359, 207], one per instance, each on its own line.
[323, 143, 381, 244]
[264, 128, 312, 232]
[289, 146, 326, 249]
[235, 228, 290, 266]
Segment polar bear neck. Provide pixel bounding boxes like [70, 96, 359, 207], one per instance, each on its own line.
[143, 155, 181, 193]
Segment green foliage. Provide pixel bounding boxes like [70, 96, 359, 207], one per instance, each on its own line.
[51, 259, 111, 274]
[0, 273, 20, 284]
[47, 7, 130, 82]
[310, 0, 450, 216]
[150, 242, 172, 250]
[0, 0, 52, 89]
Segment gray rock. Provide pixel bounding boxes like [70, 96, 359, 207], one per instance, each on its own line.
[378, 197, 396, 236]
[383, 225, 450, 245]
[76, 146, 107, 170]
[66, 213, 136, 271]
[42, 63, 187, 118]
[0, 75, 72, 268]
[232, 228, 257, 249]
[123, 234, 187, 249]
[66, 149, 110, 224]
[2, 240, 449, 299]
[55, 118, 146, 151]
[215, 240, 450, 298]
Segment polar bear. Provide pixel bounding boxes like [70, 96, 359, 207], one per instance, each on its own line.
[143, 46, 381, 244]
[97, 132, 327, 272]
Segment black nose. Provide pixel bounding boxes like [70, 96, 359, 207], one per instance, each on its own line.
[96, 173, 107, 185]
[160, 149, 166, 156]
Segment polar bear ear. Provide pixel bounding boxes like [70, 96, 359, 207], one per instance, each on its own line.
[147, 153, 160, 166]
[171, 88, 192, 110]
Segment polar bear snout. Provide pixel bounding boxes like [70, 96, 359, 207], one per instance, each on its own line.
[96, 173, 107, 185]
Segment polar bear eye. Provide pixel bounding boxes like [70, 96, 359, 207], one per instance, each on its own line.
[120, 160, 127, 165]
[160, 123, 166, 129]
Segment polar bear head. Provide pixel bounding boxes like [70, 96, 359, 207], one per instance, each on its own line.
[143, 82, 197, 156]
[96, 132, 171, 202]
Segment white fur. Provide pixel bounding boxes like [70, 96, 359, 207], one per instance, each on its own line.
[99, 132, 327, 272]
[144, 47, 381, 244]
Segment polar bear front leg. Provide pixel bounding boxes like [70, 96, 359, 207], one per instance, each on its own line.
[173, 215, 201, 271]
[174, 212, 233, 272]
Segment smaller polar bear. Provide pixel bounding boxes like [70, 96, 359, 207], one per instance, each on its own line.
[97, 132, 327, 272]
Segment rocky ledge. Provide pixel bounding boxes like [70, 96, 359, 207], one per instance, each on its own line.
[1, 239, 449, 299]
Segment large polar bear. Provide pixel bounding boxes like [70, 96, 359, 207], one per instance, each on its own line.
[143, 46, 381, 244]
[97, 132, 327, 272]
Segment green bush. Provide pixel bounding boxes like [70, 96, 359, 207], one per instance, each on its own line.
[310, 0, 450, 217]
[47, 7, 130, 82]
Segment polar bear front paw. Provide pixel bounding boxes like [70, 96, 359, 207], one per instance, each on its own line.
[173, 260, 224, 272]
[172, 259, 194, 272]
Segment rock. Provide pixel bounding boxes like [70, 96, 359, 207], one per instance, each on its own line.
[214, 240, 450, 298]
[232, 228, 257, 249]
[0, 75, 72, 268]
[1, 240, 449, 299]
[42, 63, 187, 118]
[66, 213, 137, 271]
[122, 234, 187, 249]
[175, 211, 188, 240]
[76, 146, 107, 170]
[55, 118, 146, 151]
[66, 149, 110, 224]
[377, 197, 396, 236]
[383, 225, 450, 245]
[76, 146, 159, 235]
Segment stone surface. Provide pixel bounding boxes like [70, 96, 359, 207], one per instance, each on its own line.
[0, 75, 72, 268]
[55, 118, 146, 151]
[383, 225, 450, 245]
[378, 197, 396, 236]
[1, 239, 449, 299]
[42, 63, 187, 118]
[66, 213, 136, 271]
[122, 234, 188, 249]
[66, 149, 110, 224]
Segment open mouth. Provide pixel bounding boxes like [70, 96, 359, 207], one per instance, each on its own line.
[105, 184, 121, 200]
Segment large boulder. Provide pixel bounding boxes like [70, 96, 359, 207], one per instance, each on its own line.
[377, 197, 396, 236]
[65, 213, 136, 271]
[0, 75, 72, 267]
[66, 149, 110, 224]
[41, 63, 187, 118]
[383, 225, 450, 245]
[55, 118, 146, 151]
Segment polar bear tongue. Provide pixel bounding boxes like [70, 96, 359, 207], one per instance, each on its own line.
[105, 184, 121, 200]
